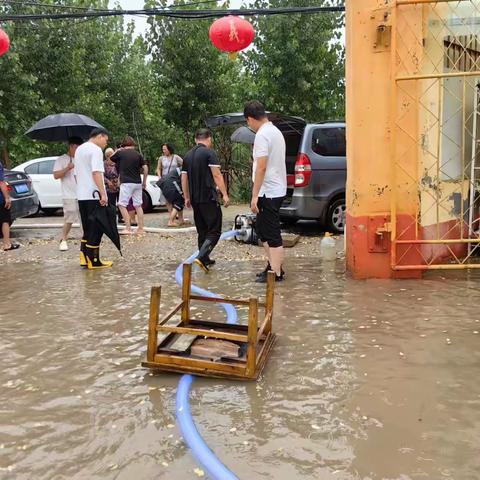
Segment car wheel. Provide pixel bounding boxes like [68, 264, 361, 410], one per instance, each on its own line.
[142, 190, 153, 213]
[41, 208, 59, 216]
[327, 198, 346, 234]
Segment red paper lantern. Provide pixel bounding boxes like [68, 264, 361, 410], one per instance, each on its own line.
[209, 16, 254, 58]
[0, 28, 10, 57]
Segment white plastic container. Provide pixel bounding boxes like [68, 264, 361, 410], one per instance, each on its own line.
[321, 232, 336, 261]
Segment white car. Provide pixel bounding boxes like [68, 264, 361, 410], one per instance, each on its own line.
[13, 157, 164, 214]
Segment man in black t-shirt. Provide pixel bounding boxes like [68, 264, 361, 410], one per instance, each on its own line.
[111, 135, 148, 234]
[181, 128, 229, 272]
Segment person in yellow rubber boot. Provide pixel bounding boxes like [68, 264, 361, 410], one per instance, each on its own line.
[74, 128, 113, 269]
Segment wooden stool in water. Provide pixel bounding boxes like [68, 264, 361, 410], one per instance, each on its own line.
[142, 264, 276, 380]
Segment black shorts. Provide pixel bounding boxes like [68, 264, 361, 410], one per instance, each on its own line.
[0, 200, 11, 225]
[170, 192, 185, 212]
[256, 196, 284, 248]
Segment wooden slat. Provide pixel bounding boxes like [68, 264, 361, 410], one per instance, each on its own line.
[246, 298, 258, 377]
[265, 271, 275, 335]
[189, 319, 248, 332]
[141, 361, 253, 380]
[256, 312, 272, 345]
[181, 264, 192, 324]
[158, 301, 183, 326]
[147, 286, 161, 362]
[167, 334, 197, 352]
[190, 294, 266, 308]
[153, 353, 245, 374]
[157, 324, 248, 343]
[156, 319, 182, 347]
[254, 333, 277, 378]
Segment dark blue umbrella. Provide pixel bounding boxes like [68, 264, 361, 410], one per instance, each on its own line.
[25, 113, 104, 142]
[231, 126, 256, 144]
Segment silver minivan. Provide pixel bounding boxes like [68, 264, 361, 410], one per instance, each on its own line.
[206, 114, 346, 233]
[281, 121, 346, 233]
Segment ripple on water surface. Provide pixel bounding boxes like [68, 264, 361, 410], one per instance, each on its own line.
[1, 259, 480, 479]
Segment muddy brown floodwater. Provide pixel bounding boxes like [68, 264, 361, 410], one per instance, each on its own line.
[1, 233, 480, 479]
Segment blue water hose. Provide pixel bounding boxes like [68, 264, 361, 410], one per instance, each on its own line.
[175, 230, 240, 480]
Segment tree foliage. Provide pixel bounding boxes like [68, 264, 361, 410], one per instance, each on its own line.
[246, 0, 345, 122]
[0, 0, 163, 168]
[0, 0, 346, 193]
[146, 0, 243, 150]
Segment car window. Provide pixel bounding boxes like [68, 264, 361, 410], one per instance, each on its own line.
[311, 127, 346, 157]
[25, 163, 39, 175]
[38, 160, 56, 174]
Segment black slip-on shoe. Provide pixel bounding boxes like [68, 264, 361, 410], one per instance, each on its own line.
[255, 271, 285, 283]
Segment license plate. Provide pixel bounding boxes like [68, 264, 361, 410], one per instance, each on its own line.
[14, 183, 29, 194]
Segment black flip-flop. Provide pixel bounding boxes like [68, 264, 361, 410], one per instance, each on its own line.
[3, 244, 20, 251]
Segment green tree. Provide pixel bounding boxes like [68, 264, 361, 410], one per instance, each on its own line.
[0, 0, 167, 168]
[245, 0, 345, 122]
[146, 0, 243, 148]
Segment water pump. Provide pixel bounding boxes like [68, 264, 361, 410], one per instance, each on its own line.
[233, 213, 258, 245]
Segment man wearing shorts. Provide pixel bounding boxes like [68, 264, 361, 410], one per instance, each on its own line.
[0, 160, 19, 251]
[244, 100, 287, 283]
[111, 136, 148, 235]
[53, 137, 83, 251]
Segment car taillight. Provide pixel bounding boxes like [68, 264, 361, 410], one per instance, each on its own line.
[294, 153, 312, 187]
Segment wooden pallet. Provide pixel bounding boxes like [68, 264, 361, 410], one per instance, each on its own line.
[141, 263, 276, 380]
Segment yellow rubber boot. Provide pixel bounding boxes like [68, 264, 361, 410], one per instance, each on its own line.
[86, 245, 113, 269]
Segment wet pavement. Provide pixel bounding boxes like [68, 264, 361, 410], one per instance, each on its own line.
[1, 218, 480, 479]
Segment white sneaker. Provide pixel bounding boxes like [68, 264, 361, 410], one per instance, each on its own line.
[59, 240, 68, 251]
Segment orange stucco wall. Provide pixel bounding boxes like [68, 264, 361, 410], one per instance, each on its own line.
[346, 0, 423, 278]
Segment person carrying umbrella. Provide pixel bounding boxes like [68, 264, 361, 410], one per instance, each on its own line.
[74, 127, 113, 269]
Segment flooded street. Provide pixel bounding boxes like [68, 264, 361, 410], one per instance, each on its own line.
[1, 222, 480, 479]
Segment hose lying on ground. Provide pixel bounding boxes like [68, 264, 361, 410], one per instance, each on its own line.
[174, 230, 240, 480]
[12, 223, 196, 234]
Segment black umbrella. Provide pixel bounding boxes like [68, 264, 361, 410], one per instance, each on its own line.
[89, 192, 122, 255]
[25, 113, 104, 142]
[231, 126, 256, 144]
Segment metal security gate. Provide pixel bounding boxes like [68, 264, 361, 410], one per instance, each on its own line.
[391, 0, 480, 270]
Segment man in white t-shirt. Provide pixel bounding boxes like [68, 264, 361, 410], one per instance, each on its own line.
[74, 128, 112, 269]
[244, 100, 287, 283]
[53, 137, 83, 252]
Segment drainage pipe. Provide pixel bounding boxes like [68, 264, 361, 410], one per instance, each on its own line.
[12, 223, 196, 234]
[174, 230, 240, 480]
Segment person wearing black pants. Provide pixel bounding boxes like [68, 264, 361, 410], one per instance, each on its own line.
[181, 128, 229, 273]
[74, 128, 112, 269]
[193, 201, 222, 256]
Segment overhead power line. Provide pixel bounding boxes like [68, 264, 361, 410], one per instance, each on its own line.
[0, 5, 345, 22]
[0, 0, 224, 12]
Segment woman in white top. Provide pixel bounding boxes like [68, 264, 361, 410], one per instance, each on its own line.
[156, 143, 183, 217]
[156, 143, 183, 178]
